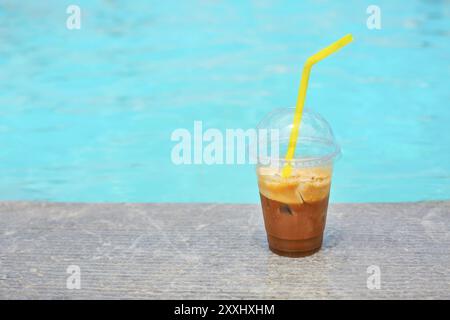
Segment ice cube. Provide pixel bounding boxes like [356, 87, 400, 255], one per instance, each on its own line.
[296, 178, 330, 203]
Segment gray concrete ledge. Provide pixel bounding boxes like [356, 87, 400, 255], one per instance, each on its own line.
[0, 201, 449, 299]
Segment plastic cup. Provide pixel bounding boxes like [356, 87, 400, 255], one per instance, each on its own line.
[256, 107, 340, 257]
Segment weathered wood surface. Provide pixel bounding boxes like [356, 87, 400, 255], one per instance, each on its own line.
[0, 201, 449, 299]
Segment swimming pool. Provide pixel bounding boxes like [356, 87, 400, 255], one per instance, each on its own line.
[0, 0, 449, 203]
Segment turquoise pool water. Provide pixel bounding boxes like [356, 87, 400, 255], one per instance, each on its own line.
[0, 1, 449, 203]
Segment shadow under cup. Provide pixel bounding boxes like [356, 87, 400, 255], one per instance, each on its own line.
[256, 108, 340, 257]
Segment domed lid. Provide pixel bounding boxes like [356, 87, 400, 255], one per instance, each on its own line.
[256, 107, 340, 167]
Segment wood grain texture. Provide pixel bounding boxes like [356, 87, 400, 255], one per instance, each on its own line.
[0, 201, 449, 299]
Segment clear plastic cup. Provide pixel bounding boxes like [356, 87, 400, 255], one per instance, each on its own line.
[256, 107, 340, 257]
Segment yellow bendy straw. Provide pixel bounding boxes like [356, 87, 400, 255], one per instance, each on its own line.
[281, 34, 354, 178]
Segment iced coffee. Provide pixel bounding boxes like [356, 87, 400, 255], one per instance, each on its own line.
[257, 165, 332, 257]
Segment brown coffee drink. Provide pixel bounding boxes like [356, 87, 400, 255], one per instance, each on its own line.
[257, 166, 332, 257]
